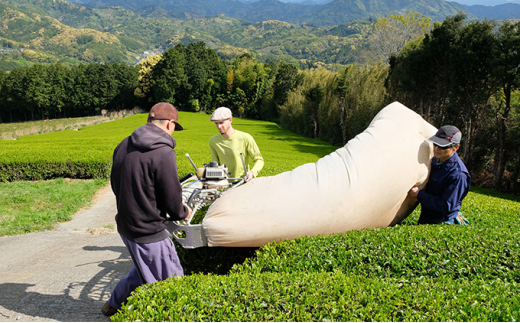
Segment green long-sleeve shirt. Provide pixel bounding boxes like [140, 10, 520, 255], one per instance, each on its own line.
[209, 130, 264, 179]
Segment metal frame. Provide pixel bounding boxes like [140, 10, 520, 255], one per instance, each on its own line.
[165, 153, 247, 249]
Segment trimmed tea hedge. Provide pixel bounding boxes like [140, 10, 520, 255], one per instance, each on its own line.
[0, 161, 111, 182]
[230, 224, 519, 281]
[0, 113, 336, 181]
[173, 187, 520, 282]
[111, 272, 520, 322]
[112, 187, 520, 321]
[231, 187, 520, 281]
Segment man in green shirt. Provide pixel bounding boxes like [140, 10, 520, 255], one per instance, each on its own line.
[209, 107, 264, 182]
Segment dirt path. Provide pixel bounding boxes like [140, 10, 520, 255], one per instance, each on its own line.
[0, 186, 132, 322]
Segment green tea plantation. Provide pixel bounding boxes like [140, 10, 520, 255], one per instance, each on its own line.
[0, 112, 336, 181]
[2, 113, 518, 321]
[112, 189, 520, 321]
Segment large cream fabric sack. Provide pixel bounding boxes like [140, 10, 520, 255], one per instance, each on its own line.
[203, 102, 437, 247]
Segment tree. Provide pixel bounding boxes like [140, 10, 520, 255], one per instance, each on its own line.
[24, 64, 51, 120]
[47, 63, 68, 118]
[333, 67, 351, 145]
[491, 21, 520, 190]
[386, 14, 467, 127]
[303, 84, 324, 139]
[0, 71, 8, 123]
[185, 41, 227, 110]
[231, 55, 270, 119]
[135, 54, 162, 104]
[6, 68, 28, 121]
[182, 49, 209, 111]
[368, 11, 431, 63]
[271, 61, 302, 121]
[450, 19, 498, 163]
[334, 63, 388, 144]
[152, 45, 188, 106]
[507, 91, 520, 192]
[110, 63, 139, 111]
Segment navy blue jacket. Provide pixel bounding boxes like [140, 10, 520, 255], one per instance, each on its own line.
[417, 152, 470, 224]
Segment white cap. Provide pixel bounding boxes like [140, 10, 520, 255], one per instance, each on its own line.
[210, 107, 232, 122]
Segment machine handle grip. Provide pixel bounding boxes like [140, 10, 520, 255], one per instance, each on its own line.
[187, 188, 201, 206]
[179, 172, 194, 184]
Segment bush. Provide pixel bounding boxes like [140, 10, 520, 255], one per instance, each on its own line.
[112, 187, 520, 321]
[231, 224, 520, 281]
[0, 112, 337, 181]
[112, 272, 520, 322]
[0, 161, 111, 181]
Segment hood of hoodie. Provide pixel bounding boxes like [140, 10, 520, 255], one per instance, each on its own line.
[130, 123, 176, 151]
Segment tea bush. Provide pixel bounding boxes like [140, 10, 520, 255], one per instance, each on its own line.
[112, 187, 520, 322]
[229, 188, 520, 282]
[112, 272, 520, 322]
[231, 223, 519, 281]
[6, 113, 517, 321]
[0, 113, 336, 181]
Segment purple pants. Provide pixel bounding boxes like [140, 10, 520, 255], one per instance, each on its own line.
[108, 234, 184, 309]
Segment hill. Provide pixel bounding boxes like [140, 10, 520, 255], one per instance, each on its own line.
[465, 3, 520, 20]
[5, 0, 519, 71]
[0, 1, 135, 67]
[0, 0, 373, 69]
[296, 0, 470, 25]
[84, 0, 474, 25]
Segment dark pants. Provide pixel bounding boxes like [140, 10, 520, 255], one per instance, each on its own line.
[108, 234, 184, 309]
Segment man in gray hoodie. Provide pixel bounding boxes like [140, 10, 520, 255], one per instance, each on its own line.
[102, 102, 192, 316]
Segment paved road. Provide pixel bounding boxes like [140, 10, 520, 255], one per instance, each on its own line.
[0, 186, 133, 322]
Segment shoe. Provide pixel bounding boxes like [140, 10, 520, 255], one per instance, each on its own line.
[101, 302, 118, 316]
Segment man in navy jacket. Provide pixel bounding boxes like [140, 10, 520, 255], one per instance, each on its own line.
[408, 125, 471, 225]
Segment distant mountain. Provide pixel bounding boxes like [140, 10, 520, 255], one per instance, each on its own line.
[463, 3, 520, 20]
[279, 0, 334, 4]
[85, 0, 475, 25]
[2, 0, 517, 72]
[449, 0, 520, 5]
[0, 1, 139, 67]
[298, 0, 472, 25]
[0, 0, 375, 69]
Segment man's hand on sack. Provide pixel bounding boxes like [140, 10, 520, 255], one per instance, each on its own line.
[408, 186, 420, 199]
[246, 171, 254, 183]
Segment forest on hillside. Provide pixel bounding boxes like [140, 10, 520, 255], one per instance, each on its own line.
[1, 13, 519, 194]
[0, 0, 376, 70]
[0, 0, 487, 70]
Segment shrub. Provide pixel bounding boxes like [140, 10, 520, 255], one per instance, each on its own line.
[0, 112, 337, 182]
[113, 187, 520, 322]
[230, 223, 520, 282]
[228, 188, 520, 282]
[112, 272, 520, 322]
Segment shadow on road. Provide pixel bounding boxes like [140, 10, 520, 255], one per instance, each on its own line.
[0, 246, 131, 322]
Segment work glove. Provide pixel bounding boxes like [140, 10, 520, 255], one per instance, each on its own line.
[455, 213, 469, 226]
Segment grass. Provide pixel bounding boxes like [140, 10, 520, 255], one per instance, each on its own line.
[0, 178, 107, 236]
[172, 113, 339, 177]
